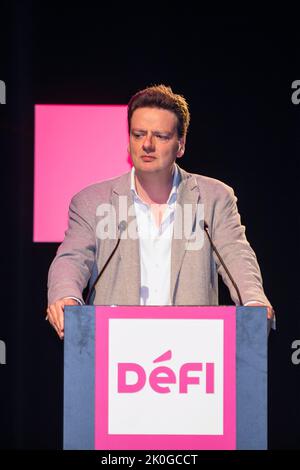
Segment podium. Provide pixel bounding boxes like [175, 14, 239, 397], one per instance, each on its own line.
[63, 306, 268, 450]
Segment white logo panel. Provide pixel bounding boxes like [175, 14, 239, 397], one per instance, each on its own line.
[108, 319, 224, 435]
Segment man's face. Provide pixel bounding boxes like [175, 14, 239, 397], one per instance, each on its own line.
[128, 107, 185, 175]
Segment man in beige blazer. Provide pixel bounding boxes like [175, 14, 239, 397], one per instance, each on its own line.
[46, 85, 273, 338]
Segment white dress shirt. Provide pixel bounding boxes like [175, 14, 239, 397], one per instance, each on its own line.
[131, 166, 180, 306]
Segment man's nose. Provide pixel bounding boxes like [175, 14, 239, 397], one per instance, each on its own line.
[142, 134, 155, 152]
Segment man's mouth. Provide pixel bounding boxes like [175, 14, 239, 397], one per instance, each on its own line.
[141, 155, 156, 162]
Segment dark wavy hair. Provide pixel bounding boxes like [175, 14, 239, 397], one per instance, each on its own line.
[127, 84, 190, 138]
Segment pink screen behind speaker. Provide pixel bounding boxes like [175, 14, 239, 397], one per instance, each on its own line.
[34, 104, 131, 242]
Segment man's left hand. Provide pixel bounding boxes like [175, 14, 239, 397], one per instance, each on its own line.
[247, 303, 274, 319]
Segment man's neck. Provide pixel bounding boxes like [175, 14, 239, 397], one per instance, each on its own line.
[134, 166, 175, 205]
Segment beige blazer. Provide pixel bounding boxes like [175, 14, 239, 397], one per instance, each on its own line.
[48, 166, 270, 307]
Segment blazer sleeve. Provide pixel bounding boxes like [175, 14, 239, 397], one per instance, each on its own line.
[47, 191, 96, 305]
[211, 184, 271, 306]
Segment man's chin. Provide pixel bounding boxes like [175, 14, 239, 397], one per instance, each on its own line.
[135, 164, 160, 174]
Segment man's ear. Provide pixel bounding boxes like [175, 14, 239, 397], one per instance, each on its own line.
[177, 137, 186, 158]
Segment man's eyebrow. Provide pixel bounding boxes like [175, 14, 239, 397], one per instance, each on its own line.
[131, 128, 173, 135]
[131, 128, 146, 132]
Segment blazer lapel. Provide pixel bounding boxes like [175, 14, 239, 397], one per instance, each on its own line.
[170, 168, 200, 304]
[111, 173, 140, 305]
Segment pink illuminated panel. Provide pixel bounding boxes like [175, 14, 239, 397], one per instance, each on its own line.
[34, 105, 131, 242]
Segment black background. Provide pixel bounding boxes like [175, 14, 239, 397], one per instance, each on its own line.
[0, 5, 299, 451]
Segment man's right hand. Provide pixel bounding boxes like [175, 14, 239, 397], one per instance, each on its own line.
[46, 298, 79, 339]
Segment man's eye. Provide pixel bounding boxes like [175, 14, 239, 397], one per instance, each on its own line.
[157, 135, 169, 140]
[133, 133, 143, 138]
